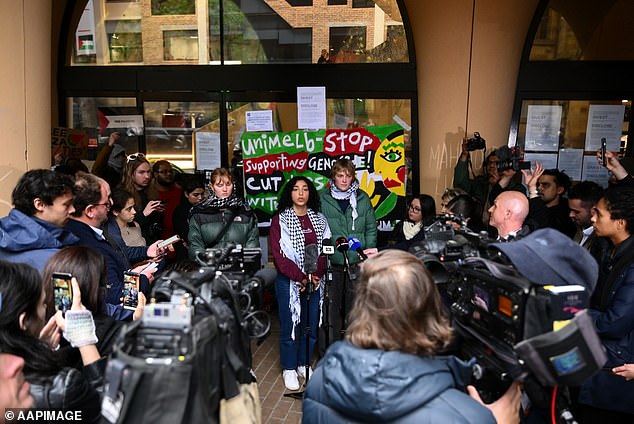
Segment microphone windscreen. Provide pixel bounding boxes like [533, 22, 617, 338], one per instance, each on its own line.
[335, 237, 349, 252]
[304, 244, 319, 274]
[348, 237, 362, 251]
[253, 267, 277, 288]
[323, 238, 333, 247]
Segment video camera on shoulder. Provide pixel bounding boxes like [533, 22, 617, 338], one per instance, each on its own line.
[495, 145, 530, 172]
[465, 132, 486, 151]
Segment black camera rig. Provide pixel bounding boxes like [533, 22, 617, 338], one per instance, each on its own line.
[495, 145, 530, 172]
[466, 132, 487, 151]
[102, 245, 272, 424]
[410, 221, 606, 409]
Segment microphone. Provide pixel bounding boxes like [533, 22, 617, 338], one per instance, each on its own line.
[335, 237, 349, 252]
[348, 237, 368, 261]
[322, 238, 335, 256]
[304, 244, 319, 274]
[304, 244, 319, 294]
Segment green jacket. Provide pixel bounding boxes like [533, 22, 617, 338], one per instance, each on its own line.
[187, 206, 260, 260]
[320, 189, 377, 266]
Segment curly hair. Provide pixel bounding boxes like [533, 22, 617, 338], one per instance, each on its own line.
[120, 154, 159, 205]
[12, 169, 74, 216]
[277, 176, 320, 212]
[346, 250, 453, 356]
[602, 186, 634, 234]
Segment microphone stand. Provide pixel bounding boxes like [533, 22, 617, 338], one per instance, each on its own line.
[285, 272, 314, 400]
[323, 252, 332, 349]
[340, 250, 351, 340]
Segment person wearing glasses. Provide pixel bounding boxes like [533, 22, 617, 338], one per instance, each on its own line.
[119, 153, 165, 244]
[383, 194, 436, 250]
[152, 160, 182, 241]
[188, 167, 259, 260]
[0, 169, 78, 272]
[64, 174, 163, 318]
[172, 174, 206, 261]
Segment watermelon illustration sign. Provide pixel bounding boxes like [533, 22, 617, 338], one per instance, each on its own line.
[241, 124, 407, 231]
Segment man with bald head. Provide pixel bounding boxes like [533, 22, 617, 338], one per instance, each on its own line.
[488, 191, 530, 241]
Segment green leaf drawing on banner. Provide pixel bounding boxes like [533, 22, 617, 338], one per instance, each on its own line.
[375, 192, 398, 219]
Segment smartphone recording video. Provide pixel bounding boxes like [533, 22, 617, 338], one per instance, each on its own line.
[123, 272, 141, 310]
[52, 272, 73, 315]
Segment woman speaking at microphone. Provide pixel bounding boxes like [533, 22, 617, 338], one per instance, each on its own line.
[270, 176, 330, 391]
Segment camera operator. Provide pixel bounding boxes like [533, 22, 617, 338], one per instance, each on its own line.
[303, 250, 521, 424]
[454, 137, 525, 224]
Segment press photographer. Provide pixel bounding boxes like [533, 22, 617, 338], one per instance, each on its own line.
[101, 244, 272, 424]
[454, 134, 526, 224]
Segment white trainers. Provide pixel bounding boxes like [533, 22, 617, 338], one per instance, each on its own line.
[282, 369, 300, 391]
[297, 366, 313, 381]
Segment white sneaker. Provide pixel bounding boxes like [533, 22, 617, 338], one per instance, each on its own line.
[297, 366, 313, 381]
[282, 369, 300, 391]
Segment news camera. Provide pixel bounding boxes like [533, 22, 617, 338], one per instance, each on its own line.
[410, 224, 606, 412]
[102, 245, 273, 424]
[465, 132, 487, 151]
[496, 145, 530, 172]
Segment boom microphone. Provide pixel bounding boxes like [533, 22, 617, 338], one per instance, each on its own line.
[335, 237, 349, 252]
[348, 237, 368, 261]
[304, 244, 319, 275]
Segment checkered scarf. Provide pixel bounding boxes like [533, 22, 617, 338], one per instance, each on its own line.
[330, 179, 360, 230]
[278, 207, 330, 339]
[198, 191, 245, 210]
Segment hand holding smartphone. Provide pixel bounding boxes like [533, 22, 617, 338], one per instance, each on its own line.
[52, 273, 73, 315]
[601, 137, 607, 167]
[157, 234, 181, 250]
[123, 271, 141, 310]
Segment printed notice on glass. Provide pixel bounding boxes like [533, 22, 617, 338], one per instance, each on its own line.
[584, 104, 625, 151]
[523, 153, 558, 171]
[557, 149, 583, 181]
[581, 155, 610, 188]
[246, 110, 273, 132]
[525, 105, 562, 152]
[297, 86, 326, 130]
[195, 131, 221, 171]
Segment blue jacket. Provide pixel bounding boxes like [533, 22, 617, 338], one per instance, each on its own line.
[579, 236, 634, 414]
[303, 341, 495, 423]
[64, 219, 147, 317]
[0, 209, 78, 272]
[105, 217, 148, 265]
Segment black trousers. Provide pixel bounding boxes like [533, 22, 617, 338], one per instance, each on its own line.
[318, 264, 360, 356]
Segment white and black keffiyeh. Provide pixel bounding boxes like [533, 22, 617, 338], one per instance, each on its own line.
[330, 179, 360, 230]
[278, 207, 331, 339]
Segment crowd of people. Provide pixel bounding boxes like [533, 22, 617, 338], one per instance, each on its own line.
[1, 135, 634, 424]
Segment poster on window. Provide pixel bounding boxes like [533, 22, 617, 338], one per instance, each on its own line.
[241, 124, 407, 231]
[525, 105, 562, 152]
[76, 0, 96, 55]
[584, 104, 625, 151]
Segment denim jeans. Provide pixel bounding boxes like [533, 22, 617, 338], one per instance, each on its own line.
[275, 273, 320, 370]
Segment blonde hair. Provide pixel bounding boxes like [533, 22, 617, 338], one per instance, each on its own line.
[346, 250, 452, 355]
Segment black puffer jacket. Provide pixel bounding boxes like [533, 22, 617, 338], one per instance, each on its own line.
[28, 358, 106, 423]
